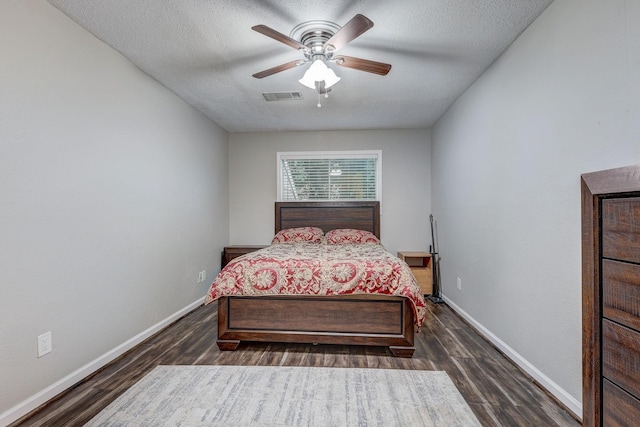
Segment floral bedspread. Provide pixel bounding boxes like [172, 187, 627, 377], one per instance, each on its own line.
[204, 243, 427, 328]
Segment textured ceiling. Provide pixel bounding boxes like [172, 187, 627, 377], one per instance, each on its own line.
[47, 0, 554, 133]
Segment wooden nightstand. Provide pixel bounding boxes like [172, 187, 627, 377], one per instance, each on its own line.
[397, 251, 433, 295]
[222, 245, 267, 268]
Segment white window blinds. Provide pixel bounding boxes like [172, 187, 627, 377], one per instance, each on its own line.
[278, 151, 381, 201]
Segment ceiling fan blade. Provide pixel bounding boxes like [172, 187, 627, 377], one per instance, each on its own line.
[252, 60, 305, 79]
[252, 25, 307, 51]
[334, 56, 391, 76]
[324, 14, 374, 52]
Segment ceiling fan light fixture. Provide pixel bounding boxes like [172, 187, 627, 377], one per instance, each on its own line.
[298, 59, 341, 89]
[324, 68, 341, 88]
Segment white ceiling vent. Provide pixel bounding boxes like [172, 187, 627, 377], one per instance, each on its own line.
[262, 91, 303, 101]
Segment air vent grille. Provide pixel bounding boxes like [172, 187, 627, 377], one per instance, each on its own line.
[263, 91, 303, 101]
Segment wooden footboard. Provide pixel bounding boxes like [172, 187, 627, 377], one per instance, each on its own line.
[217, 295, 415, 357]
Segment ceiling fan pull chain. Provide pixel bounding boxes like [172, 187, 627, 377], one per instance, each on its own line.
[317, 91, 322, 108]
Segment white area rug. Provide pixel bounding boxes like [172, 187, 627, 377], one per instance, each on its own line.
[86, 365, 481, 426]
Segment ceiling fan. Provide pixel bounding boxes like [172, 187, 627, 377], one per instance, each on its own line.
[251, 14, 392, 93]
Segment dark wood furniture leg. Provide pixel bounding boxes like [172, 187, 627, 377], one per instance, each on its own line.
[216, 340, 240, 351]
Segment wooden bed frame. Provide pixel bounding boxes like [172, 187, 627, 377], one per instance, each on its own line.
[216, 201, 416, 357]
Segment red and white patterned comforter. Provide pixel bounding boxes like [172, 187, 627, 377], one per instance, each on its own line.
[204, 243, 427, 328]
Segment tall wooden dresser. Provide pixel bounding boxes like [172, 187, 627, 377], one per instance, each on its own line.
[582, 164, 640, 426]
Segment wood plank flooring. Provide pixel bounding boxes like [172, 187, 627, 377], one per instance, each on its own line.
[11, 301, 581, 426]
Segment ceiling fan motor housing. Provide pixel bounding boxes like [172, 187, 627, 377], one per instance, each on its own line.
[290, 20, 341, 60]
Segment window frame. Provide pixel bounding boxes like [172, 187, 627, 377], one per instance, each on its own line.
[277, 150, 382, 202]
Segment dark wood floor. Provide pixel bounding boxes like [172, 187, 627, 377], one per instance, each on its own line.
[12, 301, 580, 426]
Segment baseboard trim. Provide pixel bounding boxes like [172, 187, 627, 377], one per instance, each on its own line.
[442, 295, 582, 420]
[0, 298, 204, 427]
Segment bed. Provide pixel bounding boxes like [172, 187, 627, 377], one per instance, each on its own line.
[204, 201, 427, 357]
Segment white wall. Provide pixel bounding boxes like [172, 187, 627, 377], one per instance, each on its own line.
[0, 1, 229, 422]
[229, 129, 431, 256]
[432, 0, 640, 417]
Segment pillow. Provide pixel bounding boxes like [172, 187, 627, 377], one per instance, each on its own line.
[271, 227, 324, 244]
[325, 228, 380, 245]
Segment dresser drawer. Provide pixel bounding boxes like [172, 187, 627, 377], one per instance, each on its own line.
[603, 319, 640, 399]
[603, 197, 640, 264]
[604, 259, 640, 331]
[603, 379, 640, 427]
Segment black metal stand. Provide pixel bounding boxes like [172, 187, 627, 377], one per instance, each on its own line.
[427, 252, 444, 304]
[428, 214, 444, 304]
[427, 294, 444, 304]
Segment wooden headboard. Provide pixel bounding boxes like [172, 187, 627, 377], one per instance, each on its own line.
[275, 201, 380, 238]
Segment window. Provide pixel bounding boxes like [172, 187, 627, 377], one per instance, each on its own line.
[278, 150, 381, 201]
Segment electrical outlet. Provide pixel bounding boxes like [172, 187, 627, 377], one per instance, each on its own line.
[37, 331, 52, 357]
[457, 277, 462, 290]
[198, 270, 206, 284]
